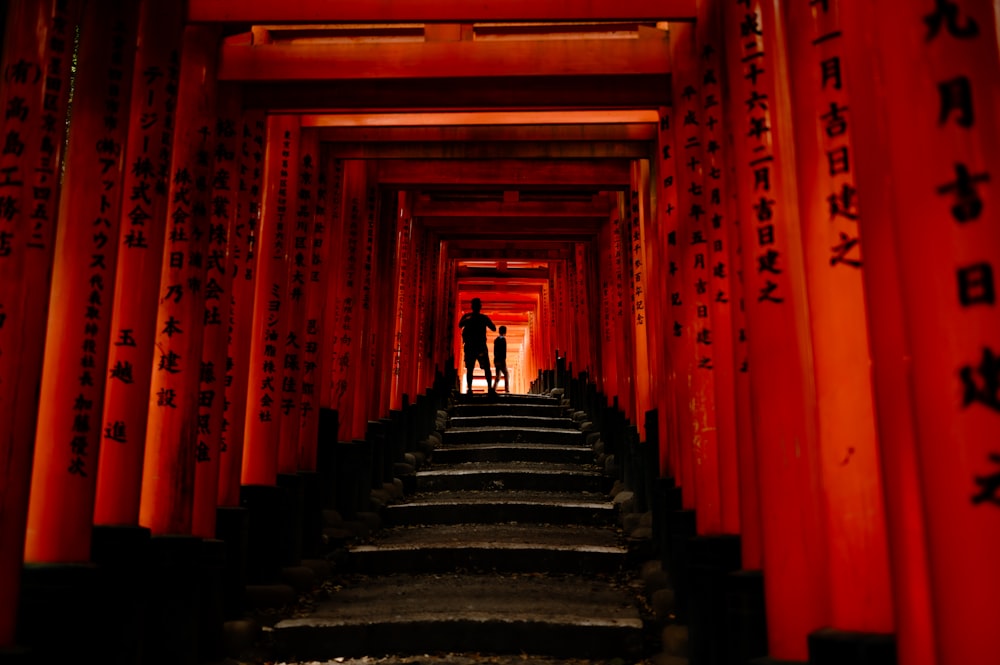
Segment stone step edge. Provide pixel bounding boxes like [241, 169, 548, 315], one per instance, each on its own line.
[350, 543, 626, 554]
[276, 613, 643, 630]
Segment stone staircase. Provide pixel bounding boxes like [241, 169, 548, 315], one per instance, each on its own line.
[270, 392, 648, 661]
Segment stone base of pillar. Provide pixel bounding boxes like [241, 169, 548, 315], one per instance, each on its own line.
[240, 484, 284, 583]
[727, 569, 769, 664]
[91, 524, 152, 665]
[749, 659, 806, 665]
[143, 535, 202, 665]
[276, 473, 305, 567]
[808, 627, 896, 665]
[666, 508, 697, 622]
[0, 647, 30, 665]
[299, 471, 324, 559]
[215, 506, 248, 619]
[16, 563, 100, 662]
[198, 538, 227, 662]
[688, 534, 742, 665]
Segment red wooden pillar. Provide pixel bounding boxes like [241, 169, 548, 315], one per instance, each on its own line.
[413, 226, 433, 392]
[217, 111, 265, 507]
[372, 191, 398, 416]
[191, 85, 240, 539]
[783, 0, 894, 637]
[241, 115, 298, 487]
[655, 108, 682, 481]
[138, 24, 218, 536]
[0, 0, 79, 643]
[298, 142, 331, 470]
[390, 194, 415, 410]
[669, 22, 722, 526]
[597, 220, 619, 399]
[840, 0, 1000, 662]
[94, 0, 183, 528]
[25, 2, 138, 562]
[722, 1, 831, 658]
[276, 127, 309, 475]
[695, 4, 742, 537]
[318, 157, 345, 412]
[628, 172, 654, 425]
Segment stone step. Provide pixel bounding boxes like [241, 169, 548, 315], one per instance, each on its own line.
[271, 572, 644, 661]
[451, 403, 566, 418]
[384, 490, 616, 526]
[454, 393, 560, 406]
[432, 442, 593, 465]
[417, 462, 609, 493]
[443, 426, 584, 446]
[347, 523, 628, 575]
[448, 415, 578, 430]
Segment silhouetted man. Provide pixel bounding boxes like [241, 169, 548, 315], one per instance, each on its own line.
[458, 297, 496, 393]
[493, 325, 509, 393]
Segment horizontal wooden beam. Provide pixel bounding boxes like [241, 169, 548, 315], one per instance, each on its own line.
[302, 110, 660, 127]
[378, 159, 632, 187]
[314, 123, 656, 142]
[327, 141, 651, 159]
[219, 38, 669, 81]
[189, 0, 698, 23]
[241, 74, 671, 110]
[414, 198, 610, 217]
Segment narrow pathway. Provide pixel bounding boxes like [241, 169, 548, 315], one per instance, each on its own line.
[270, 392, 650, 663]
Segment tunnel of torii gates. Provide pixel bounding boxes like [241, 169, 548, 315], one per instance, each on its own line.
[0, 0, 998, 663]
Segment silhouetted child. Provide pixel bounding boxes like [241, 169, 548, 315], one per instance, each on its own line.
[493, 326, 509, 393]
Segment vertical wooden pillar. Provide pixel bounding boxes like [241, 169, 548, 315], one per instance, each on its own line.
[695, 5, 742, 537]
[655, 108, 682, 481]
[318, 157, 345, 412]
[628, 169, 654, 426]
[94, 0, 183, 528]
[373, 190, 398, 416]
[598, 219, 619, 399]
[840, 1, 1000, 662]
[191, 85, 240, 539]
[276, 127, 308, 475]
[138, 24, 218, 536]
[217, 111, 265, 506]
[0, 0, 79, 643]
[670, 22, 721, 526]
[241, 115, 298, 487]
[783, 0, 894, 637]
[391, 194, 414, 410]
[722, 1, 831, 658]
[298, 142, 331, 471]
[25, 1, 138, 562]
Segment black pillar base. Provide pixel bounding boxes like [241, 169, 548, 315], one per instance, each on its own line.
[91, 524, 152, 665]
[299, 471, 324, 559]
[215, 506, 248, 619]
[665, 508, 697, 622]
[688, 534, 742, 665]
[198, 538, 227, 663]
[16, 563, 100, 663]
[808, 628, 897, 665]
[726, 569, 769, 664]
[0, 647, 30, 665]
[143, 535, 203, 665]
[240, 484, 284, 583]
[750, 658, 806, 665]
[276, 473, 304, 567]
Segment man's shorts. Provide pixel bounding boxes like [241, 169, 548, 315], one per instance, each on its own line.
[464, 347, 491, 370]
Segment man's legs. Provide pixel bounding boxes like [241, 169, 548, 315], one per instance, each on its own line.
[479, 350, 494, 392]
[464, 353, 475, 393]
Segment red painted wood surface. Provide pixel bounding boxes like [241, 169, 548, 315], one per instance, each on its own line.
[277, 128, 312, 474]
[217, 110, 265, 506]
[188, 0, 698, 23]
[390, 194, 415, 410]
[95, 0, 183, 528]
[297, 139, 331, 471]
[784, 0, 893, 634]
[241, 115, 298, 486]
[722, 1, 831, 657]
[192, 84, 240, 539]
[842, 0, 1000, 661]
[25, 1, 138, 561]
[628, 164, 654, 429]
[0, 0, 80, 643]
[138, 24, 219, 536]
[669, 22, 720, 530]
[317, 157, 345, 411]
[696, 0, 741, 537]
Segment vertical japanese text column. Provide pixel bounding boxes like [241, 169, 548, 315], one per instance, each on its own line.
[138, 24, 219, 536]
[25, 1, 138, 562]
[241, 115, 298, 487]
[95, 0, 183, 529]
[0, 0, 79, 643]
[722, 0, 831, 658]
[842, 0, 1000, 661]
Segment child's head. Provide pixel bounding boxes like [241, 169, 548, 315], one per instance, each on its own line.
[499, 326, 506, 335]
